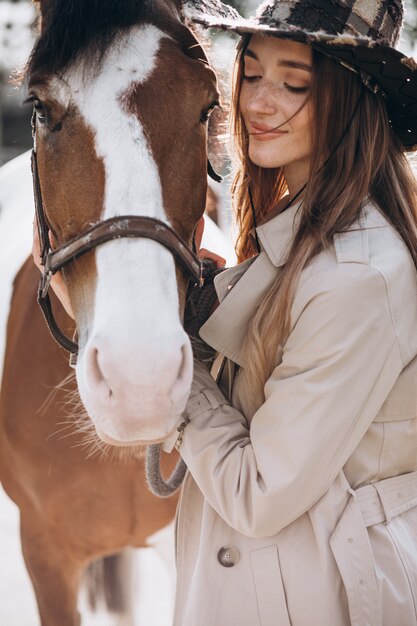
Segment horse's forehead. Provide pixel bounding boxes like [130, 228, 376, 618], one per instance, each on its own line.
[53, 24, 172, 227]
[65, 24, 165, 105]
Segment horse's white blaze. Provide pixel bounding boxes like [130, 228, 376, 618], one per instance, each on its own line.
[64, 25, 193, 442]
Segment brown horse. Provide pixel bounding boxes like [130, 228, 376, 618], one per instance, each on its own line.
[0, 0, 233, 623]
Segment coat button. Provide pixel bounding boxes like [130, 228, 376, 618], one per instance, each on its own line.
[217, 546, 240, 567]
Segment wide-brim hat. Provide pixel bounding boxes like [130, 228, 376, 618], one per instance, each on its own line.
[185, 0, 417, 151]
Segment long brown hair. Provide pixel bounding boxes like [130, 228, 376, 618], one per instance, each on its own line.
[231, 37, 417, 412]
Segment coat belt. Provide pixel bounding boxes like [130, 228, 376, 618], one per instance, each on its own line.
[330, 471, 417, 626]
[356, 471, 417, 526]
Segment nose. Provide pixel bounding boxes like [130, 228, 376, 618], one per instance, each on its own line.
[77, 330, 194, 443]
[84, 333, 192, 405]
[246, 83, 277, 116]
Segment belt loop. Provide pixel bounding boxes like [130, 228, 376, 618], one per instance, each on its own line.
[372, 482, 392, 525]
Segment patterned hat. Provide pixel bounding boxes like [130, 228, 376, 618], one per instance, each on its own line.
[185, 0, 417, 150]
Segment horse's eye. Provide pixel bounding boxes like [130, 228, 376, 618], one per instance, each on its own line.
[200, 101, 220, 124]
[25, 95, 48, 125]
[33, 99, 48, 124]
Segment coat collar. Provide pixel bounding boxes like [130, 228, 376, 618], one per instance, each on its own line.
[256, 201, 303, 267]
[199, 201, 383, 367]
[199, 201, 303, 366]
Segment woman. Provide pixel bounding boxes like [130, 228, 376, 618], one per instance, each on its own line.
[168, 0, 417, 624]
[34, 0, 417, 624]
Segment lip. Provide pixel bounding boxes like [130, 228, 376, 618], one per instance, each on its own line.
[95, 423, 178, 447]
[250, 122, 288, 141]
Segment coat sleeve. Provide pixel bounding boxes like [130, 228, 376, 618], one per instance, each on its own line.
[179, 264, 404, 537]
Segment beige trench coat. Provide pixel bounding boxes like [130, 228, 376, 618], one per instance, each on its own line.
[172, 200, 417, 626]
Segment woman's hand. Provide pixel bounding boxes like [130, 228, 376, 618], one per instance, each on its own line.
[195, 216, 226, 268]
[32, 219, 75, 320]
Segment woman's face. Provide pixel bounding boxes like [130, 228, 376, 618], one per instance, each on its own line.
[240, 35, 313, 189]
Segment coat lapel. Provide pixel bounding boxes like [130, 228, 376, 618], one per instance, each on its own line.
[200, 203, 302, 366]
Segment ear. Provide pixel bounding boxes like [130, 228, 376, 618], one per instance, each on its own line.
[32, 0, 48, 10]
[32, 0, 51, 32]
[151, 0, 213, 64]
[182, 0, 240, 23]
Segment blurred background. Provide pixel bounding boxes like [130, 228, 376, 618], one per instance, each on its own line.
[0, 0, 34, 165]
[0, 0, 416, 167]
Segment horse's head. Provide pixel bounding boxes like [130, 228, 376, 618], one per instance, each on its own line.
[27, 0, 225, 445]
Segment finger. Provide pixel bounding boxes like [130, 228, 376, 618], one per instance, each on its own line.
[199, 248, 226, 268]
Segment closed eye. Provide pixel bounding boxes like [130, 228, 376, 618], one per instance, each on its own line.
[285, 84, 310, 94]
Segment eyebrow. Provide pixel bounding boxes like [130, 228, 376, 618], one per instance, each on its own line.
[244, 48, 313, 72]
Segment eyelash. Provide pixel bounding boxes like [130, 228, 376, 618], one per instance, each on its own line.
[242, 75, 309, 94]
[286, 85, 309, 94]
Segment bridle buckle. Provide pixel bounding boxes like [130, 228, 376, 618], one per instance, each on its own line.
[199, 264, 205, 288]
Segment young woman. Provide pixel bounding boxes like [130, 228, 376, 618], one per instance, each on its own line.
[34, 0, 417, 624]
[168, 0, 417, 624]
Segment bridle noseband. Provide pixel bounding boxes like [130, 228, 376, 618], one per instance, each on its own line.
[31, 136, 221, 355]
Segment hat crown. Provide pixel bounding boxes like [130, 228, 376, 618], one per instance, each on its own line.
[256, 0, 404, 46]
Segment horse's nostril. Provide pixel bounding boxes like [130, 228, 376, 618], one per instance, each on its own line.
[85, 345, 113, 399]
[92, 347, 104, 383]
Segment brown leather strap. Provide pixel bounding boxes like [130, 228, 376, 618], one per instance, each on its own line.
[36, 214, 204, 354]
[43, 215, 202, 283]
[37, 284, 78, 353]
[31, 150, 50, 263]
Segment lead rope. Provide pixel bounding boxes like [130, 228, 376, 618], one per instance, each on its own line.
[145, 445, 187, 497]
[145, 259, 221, 497]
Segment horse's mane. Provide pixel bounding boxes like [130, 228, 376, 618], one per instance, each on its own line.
[28, 0, 151, 76]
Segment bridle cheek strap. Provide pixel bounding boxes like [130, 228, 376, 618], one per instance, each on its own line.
[31, 149, 50, 264]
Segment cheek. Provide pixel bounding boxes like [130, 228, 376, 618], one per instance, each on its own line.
[239, 84, 252, 122]
[279, 92, 307, 121]
[292, 107, 312, 150]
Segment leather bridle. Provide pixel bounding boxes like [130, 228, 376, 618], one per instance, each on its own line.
[31, 128, 221, 355]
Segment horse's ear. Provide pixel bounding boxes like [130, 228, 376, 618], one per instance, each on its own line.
[32, 0, 47, 8]
[31, 0, 50, 31]
[182, 0, 240, 23]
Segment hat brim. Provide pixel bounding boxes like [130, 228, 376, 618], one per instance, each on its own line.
[315, 42, 417, 150]
[190, 14, 417, 151]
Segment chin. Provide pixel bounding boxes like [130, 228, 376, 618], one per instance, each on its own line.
[249, 153, 285, 169]
[248, 144, 287, 169]
[248, 142, 310, 172]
